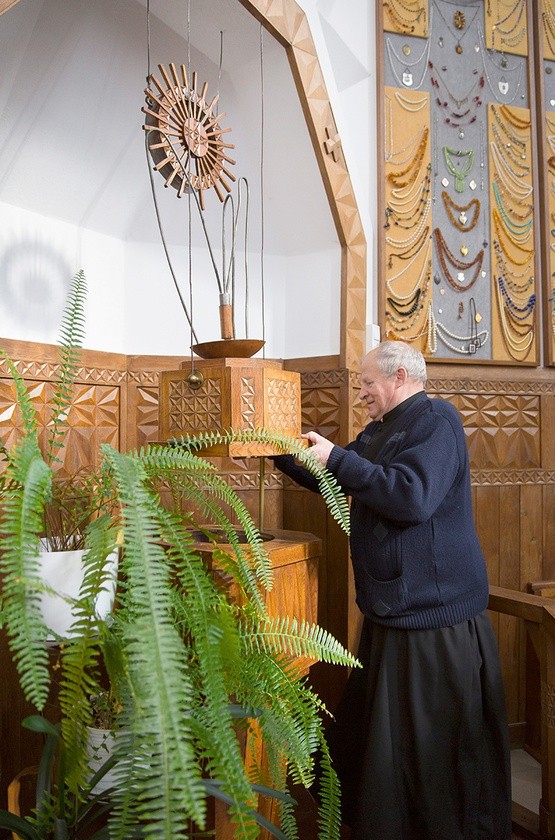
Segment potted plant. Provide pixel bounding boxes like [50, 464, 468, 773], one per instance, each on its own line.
[0, 269, 119, 642]
[0, 276, 358, 838]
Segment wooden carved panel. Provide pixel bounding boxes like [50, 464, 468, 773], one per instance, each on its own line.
[0, 378, 120, 477]
[442, 392, 540, 468]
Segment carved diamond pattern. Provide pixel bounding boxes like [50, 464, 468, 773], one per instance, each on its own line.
[443, 393, 540, 468]
[0, 379, 119, 477]
[266, 379, 298, 430]
[168, 378, 222, 433]
[136, 385, 161, 446]
[240, 377, 256, 430]
[302, 387, 341, 443]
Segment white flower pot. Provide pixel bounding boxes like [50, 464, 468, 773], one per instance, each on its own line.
[85, 726, 119, 796]
[37, 548, 118, 640]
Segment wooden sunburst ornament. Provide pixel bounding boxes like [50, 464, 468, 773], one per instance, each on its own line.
[142, 62, 236, 209]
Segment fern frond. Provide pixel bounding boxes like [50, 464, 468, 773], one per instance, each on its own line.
[0, 433, 52, 709]
[241, 616, 360, 668]
[0, 351, 39, 439]
[101, 446, 206, 837]
[174, 429, 351, 535]
[47, 269, 87, 463]
[314, 734, 342, 840]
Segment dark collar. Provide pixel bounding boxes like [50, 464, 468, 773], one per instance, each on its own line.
[382, 390, 427, 424]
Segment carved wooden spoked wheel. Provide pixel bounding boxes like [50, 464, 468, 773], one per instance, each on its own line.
[143, 63, 236, 209]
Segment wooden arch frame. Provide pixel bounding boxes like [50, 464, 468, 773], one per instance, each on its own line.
[238, 0, 367, 371]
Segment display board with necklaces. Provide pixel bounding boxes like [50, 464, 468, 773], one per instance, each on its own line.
[379, 0, 546, 364]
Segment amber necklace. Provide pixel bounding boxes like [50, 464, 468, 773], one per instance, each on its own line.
[387, 128, 429, 188]
[493, 240, 534, 289]
[384, 0, 427, 34]
[433, 228, 485, 291]
[441, 191, 480, 230]
[499, 104, 530, 131]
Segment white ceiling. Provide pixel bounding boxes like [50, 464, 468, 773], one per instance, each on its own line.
[0, 0, 338, 256]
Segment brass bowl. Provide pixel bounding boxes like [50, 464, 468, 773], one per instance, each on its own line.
[191, 338, 265, 359]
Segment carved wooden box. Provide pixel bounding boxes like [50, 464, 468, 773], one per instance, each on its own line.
[159, 357, 303, 456]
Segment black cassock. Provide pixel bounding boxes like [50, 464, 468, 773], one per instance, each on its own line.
[326, 611, 512, 840]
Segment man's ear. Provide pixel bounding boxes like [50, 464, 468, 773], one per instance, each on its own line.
[394, 367, 408, 387]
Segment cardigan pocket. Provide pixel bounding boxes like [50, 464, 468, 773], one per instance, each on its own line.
[363, 574, 409, 617]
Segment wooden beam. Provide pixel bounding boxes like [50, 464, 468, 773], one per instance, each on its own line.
[0, 0, 20, 15]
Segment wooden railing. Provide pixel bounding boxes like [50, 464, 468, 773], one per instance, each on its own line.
[489, 586, 555, 839]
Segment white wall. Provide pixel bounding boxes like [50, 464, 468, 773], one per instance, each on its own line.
[0, 202, 125, 351]
[0, 0, 373, 360]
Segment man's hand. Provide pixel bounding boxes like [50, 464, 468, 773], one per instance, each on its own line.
[302, 431, 334, 468]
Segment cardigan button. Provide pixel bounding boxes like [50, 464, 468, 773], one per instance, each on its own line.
[371, 600, 392, 617]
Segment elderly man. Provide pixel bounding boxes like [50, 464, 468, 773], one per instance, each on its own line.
[274, 340, 511, 840]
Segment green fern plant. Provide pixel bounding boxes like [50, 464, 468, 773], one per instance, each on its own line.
[0, 279, 359, 838]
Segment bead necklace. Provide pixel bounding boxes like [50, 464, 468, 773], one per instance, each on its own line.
[493, 240, 534, 288]
[387, 226, 431, 267]
[490, 104, 526, 150]
[427, 306, 488, 355]
[441, 191, 480, 230]
[492, 227, 534, 269]
[491, 123, 529, 170]
[385, 104, 427, 165]
[388, 177, 427, 216]
[442, 145, 474, 192]
[433, 0, 481, 54]
[433, 228, 485, 291]
[387, 180, 432, 230]
[430, 64, 484, 133]
[387, 128, 429, 188]
[489, 143, 533, 198]
[385, 34, 432, 89]
[497, 276, 536, 319]
[386, 303, 432, 343]
[493, 177, 533, 219]
[388, 166, 430, 209]
[492, 182, 533, 237]
[495, 282, 534, 357]
[435, 321, 489, 355]
[542, 8, 555, 57]
[383, 0, 426, 34]
[492, 208, 534, 253]
[386, 275, 431, 334]
[428, 63, 482, 110]
[499, 104, 530, 130]
[491, 0, 527, 49]
[388, 286, 421, 313]
[387, 240, 432, 296]
[394, 90, 429, 112]
[477, 24, 520, 71]
[386, 200, 431, 246]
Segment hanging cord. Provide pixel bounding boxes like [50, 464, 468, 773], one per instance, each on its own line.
[238, 177, 250, 338]
[186, 0, 194, 366]
[144, 0, 198, 344]
[259, 24, 266, 355]
[143, 126, 225, 295]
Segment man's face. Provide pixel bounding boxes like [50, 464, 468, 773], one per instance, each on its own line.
[359, 355, 399, 422]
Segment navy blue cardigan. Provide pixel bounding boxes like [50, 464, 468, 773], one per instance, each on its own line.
[274, 392, 489, 630]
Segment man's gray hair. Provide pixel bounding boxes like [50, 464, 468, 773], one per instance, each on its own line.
[373, 340, 427, 384]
